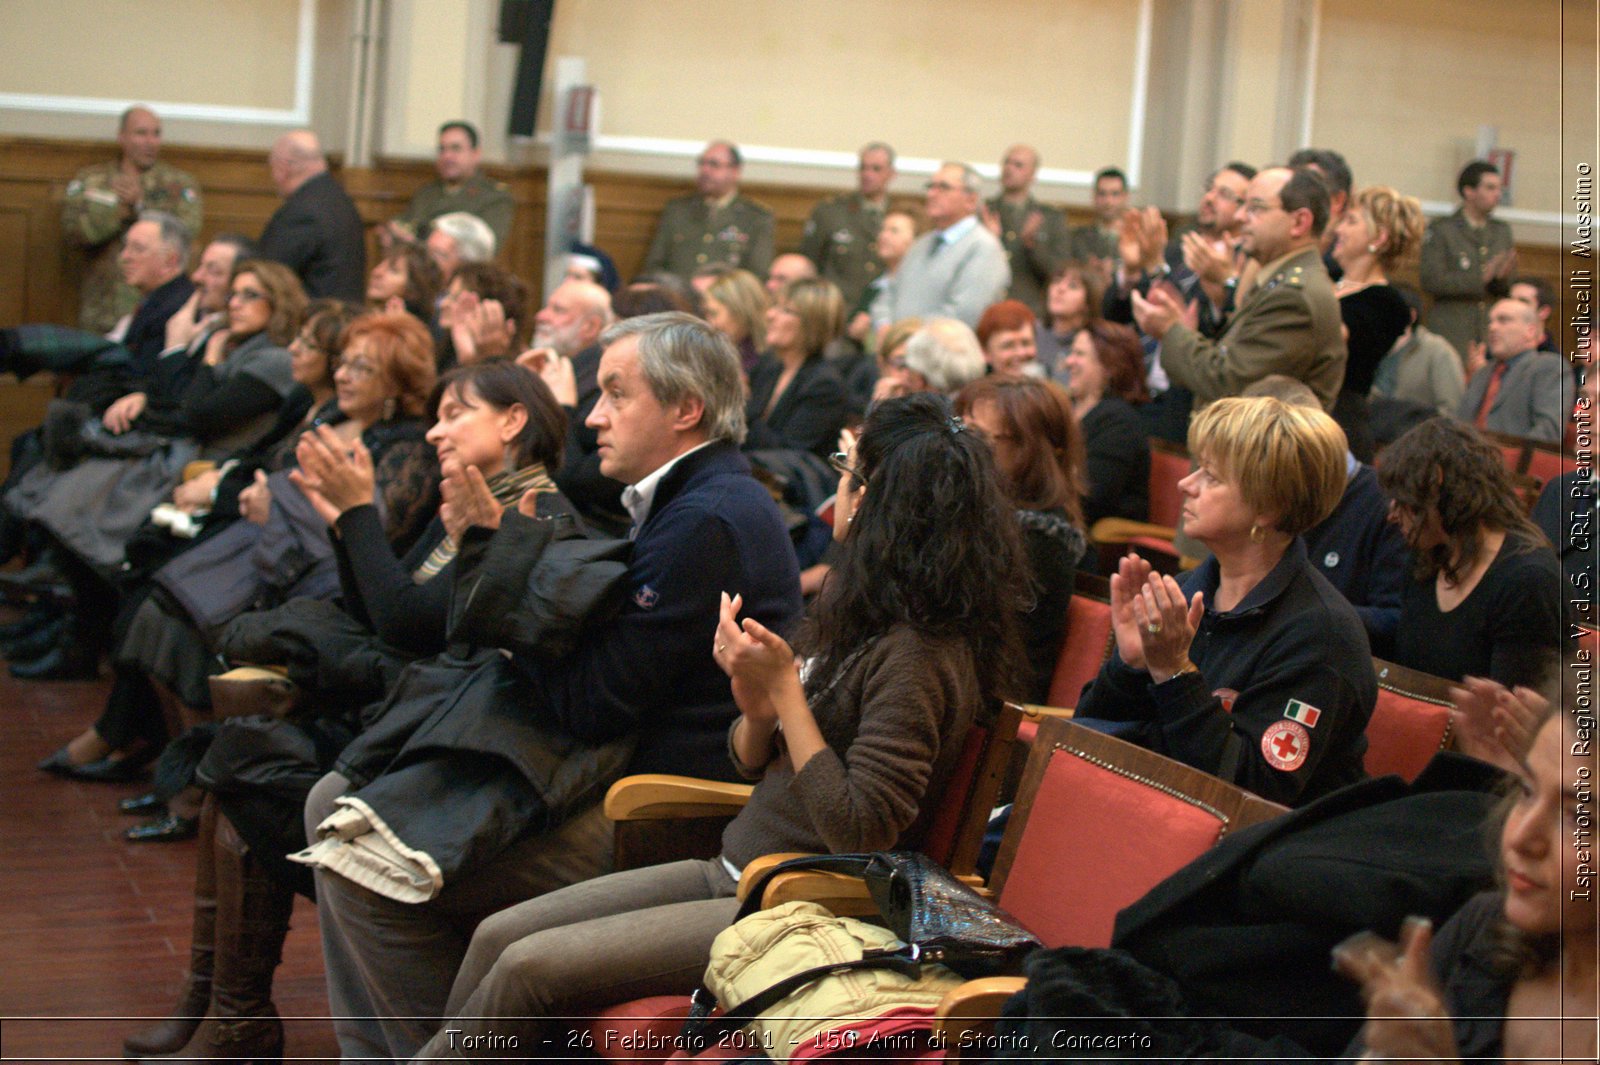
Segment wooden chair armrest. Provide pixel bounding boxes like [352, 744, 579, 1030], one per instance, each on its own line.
[181, 460, 218, 482]
[216, 665, 290, 680]
[1088, 517, 1177, 544]
[735, 852, 816, 900]
[760, 870, 879, 916]
[1020, 703, 1074, 722]
[935, 976, 1028, 1060]
[603, 775, 754, 822]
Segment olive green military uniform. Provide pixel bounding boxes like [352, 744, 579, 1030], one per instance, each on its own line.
[985, 195, 1071, 315]
[393, 172, 515, 250]
[1159, 245, 1346, 412]
[1068, 222, 1119, 267]
[61, 160, 201, 333]
[1417, 208, 1515, 363]
[643, 193, 775, 281]
[798, 193, 885, 307]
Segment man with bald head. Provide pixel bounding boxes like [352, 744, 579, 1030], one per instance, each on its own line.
[981, 144, 1070, 314]
[258, 130, 366, 301]
[62, 106, 201, 333]
[1456, 297, 1566, 442]
[642, 140, 774, 280]
[765, 253, 817, 299]
[888, 162, 1010, 327]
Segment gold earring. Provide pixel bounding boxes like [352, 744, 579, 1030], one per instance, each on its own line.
[1249, 524, 1265, 544]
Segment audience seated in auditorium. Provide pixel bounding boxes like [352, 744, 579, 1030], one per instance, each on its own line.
[957, 375, 1088, 700]
[1075, 396, 1375, 806]
[1379, 418, 1561, 688]
[410, 392, 1025, 1060]
[436, 261, 531, 370]
[425, 211, 497, 284]
[1062, 320, 1150, 526]
[298, 312, 802, 1060]
[365, 243, 444, 334]
[117, 360, 574, 1062]
[697, 266, 768, 373]
[1328, 185, 1425, 462]
[1369, 284, 1468, 443]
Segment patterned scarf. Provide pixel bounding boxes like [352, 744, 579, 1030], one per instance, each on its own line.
[411, 463, 558, 583]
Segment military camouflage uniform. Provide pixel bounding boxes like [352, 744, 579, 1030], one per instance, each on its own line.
[1159, 245, 1346, 412]
[798, 193, 886, 307]
[1418, 208, 1515, 362]
[393, 172, 515, 250]
[985, 195, 1071, 315]
[642, 194, 774, 280]
[62, 160, 201, 333]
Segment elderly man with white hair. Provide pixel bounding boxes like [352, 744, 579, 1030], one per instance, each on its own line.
[258, 130, 366, 301]
[872, 317, 988, 401]
[426, 211, 496, 282]
[886, 162, 1010, 328]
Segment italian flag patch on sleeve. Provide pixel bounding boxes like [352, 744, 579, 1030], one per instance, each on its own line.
[1283, 699, 1321, 728]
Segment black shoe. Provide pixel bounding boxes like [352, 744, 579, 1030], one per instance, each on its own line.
[64, 753, 148, 783]
[37, 746, 81, 776]
[2, 614, 67, 662]
[125, 813, 198, 843]
[9, 642, 97, 680]
[118, 792, 166, 815]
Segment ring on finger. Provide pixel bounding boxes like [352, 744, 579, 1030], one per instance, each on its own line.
[715, 644, 727, 653]
[1145, 621, 1163, 635]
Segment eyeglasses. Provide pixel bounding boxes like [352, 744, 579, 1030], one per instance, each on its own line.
[924, 180, 964, 193]
[339, 358, 379, 380]
[828, 450, 865, 486]
[1242, 199, 1284, 216]
[229, 288, 268, 304]
[1204, 183, 1245, 207]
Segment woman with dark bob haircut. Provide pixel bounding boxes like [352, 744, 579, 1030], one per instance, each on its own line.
[411, 393, 1027, 1059]
[1378, 418, 1560, 688]
[119, 358, 579, 1063]
[957, 374, 1088, 700]
[1075, 396, 1376, 806]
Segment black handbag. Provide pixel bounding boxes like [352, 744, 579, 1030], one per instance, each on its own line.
[682, 851, 1040, 1047]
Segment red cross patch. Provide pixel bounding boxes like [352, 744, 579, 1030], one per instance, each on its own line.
[1261, 720, 1310, 771]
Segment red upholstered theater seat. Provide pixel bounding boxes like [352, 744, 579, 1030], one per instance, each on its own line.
[1366, 659, 1455, 782]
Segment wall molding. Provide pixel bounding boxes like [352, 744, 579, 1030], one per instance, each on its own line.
[0, 0, 316, 127]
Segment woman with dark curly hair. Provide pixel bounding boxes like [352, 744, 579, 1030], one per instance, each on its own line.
[1061, 319, 1151, 524]
[367, 242, 444, 325]
[1378, 418, 1560, 688]
[957, 374, 1088, 700]
[411, 392, 1027, 1060]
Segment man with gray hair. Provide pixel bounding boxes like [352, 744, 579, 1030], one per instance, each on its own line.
[800, 140, 897, 306]
[426, 211, 497, 281]
[258, 130, 365, 301]
[873, 317, 987, 400]
[887, 162, 1010, 327]
[306, 311, 803, 1060]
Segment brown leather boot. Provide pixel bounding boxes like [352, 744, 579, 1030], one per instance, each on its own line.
[122, 797, 217, 1058]
[160, 810, 291, 1065]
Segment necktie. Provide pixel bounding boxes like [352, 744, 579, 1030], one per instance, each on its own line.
[1474, 361, 1509, 429]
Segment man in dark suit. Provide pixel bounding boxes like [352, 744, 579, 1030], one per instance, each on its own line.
[1457, 297, 1566, 443]
[258, 130, 365, 302]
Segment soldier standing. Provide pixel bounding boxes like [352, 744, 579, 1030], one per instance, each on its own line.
[799, 141, 895, 308]
[1419, 160, 1516, 364]
[642, 141, 774, 281]
[981, 144, 1071, 316]
[61, 106, 201, 333]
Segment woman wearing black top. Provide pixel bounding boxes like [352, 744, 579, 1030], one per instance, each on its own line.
[1330, 186, 1425, 462]
[744, 278, 851, 458]
[1379, 418, 1560, 688]
[1061, 319, 1150, 525]
[957, 375, 1089, 700]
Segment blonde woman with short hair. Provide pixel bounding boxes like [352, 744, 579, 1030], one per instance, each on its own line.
[1075, 395, 1377, 806]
